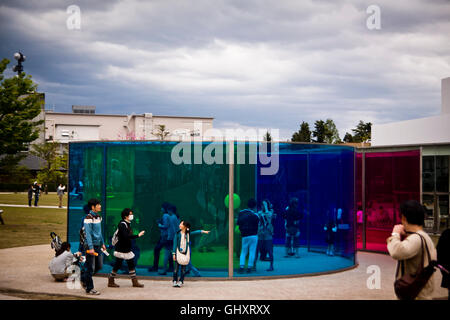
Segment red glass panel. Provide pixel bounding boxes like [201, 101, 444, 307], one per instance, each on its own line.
[356, 153, 363, 250]
[364, 150, 420, 252]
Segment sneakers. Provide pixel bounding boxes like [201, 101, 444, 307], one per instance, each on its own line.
[237, 267, 245, 274]
[172, 281, 183, 287]
[172, 280, 178, 287]
[86, 289, 100, 295]
[177, 281, 183, 287]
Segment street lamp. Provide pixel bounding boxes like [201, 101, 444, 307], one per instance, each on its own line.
[12, 52, 26, 75]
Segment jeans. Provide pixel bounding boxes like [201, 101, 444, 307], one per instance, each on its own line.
[34, 194, 39, 206]
[162, 240, 174, 271]
[240, 235, 258, 268]
[81, 246, 103, 292]
[153, 238, 172, 271]
[286, 227, 300, 249]
[173, 261, 187, 283]
[263, 239, 274, 262]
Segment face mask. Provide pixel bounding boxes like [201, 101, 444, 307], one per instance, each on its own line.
[128, 215, 134, 221]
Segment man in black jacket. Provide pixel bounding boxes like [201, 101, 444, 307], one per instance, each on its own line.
[237, 198, 259, 274]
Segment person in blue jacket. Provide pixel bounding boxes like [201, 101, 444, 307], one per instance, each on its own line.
[80, 198, 106, 295]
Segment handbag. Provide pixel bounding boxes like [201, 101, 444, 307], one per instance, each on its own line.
[394, 232, 437, 300]
[176, 233, 190, 266]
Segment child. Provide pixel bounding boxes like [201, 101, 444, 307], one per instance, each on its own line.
[172, 221, 210, 287]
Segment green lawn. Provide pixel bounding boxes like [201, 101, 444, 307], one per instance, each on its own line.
[0, 192, 67, 207]
[0, 206, 66, 249]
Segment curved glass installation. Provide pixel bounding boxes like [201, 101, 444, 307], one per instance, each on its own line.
[68, 141, 356, 278]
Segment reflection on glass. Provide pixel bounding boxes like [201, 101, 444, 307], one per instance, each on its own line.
[438, 194, 449, 234]
[422, 156, 435, 193]
[436, 156, 449, 193]
[422, 194, 435, 231]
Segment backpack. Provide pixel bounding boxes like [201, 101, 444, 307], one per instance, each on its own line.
[50, 232, 62, 252]
[111, 221, 128, 246]
[79, 226, 88, 251]
[394, 232, 438, 300]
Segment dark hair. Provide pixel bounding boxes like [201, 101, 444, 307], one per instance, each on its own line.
[289, 197, 299, 209]
[121, 208, 132, 220]
[400, 200, 425, 226]
[181, 220, 191, 233]
[247, 198, 257, 209]
[87, 198, 101, 211]
[55, 242, 71, 257]
[161, 202, 171, 213]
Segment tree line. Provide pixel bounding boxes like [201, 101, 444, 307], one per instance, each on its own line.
[290, 119, 372, 144]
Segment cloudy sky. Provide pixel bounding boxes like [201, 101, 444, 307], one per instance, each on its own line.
[1, 0, 449, 140]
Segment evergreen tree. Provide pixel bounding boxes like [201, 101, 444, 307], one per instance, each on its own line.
[312, 120, 327, 143]
[263, 131, 272, 142]
[343, 132, 354, 143]
[292, 121, 311, 142]
[0, 58, 44, 171]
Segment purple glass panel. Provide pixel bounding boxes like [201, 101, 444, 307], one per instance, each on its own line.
[364, 150, 420, 252]
[356, 153, 363, 250]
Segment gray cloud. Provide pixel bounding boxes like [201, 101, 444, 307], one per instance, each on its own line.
[1, 0, 449, 140]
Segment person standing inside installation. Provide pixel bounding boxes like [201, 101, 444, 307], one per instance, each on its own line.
[237, 198, 260, 273]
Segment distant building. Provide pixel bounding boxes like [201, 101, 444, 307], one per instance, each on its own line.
[372, 77, 450, 146]
[44, 106, 214, 143]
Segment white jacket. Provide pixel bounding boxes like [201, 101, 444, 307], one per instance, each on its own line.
[49, 251, 75, 275]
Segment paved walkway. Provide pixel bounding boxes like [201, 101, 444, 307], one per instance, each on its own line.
[0, 244, 447, 300]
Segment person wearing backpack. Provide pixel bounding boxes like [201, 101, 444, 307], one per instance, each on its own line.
[387, 200, 437, 300]
[80, 198, 106, 295]
[436, 228, 450, 300]
[108, 208, 146, 288]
